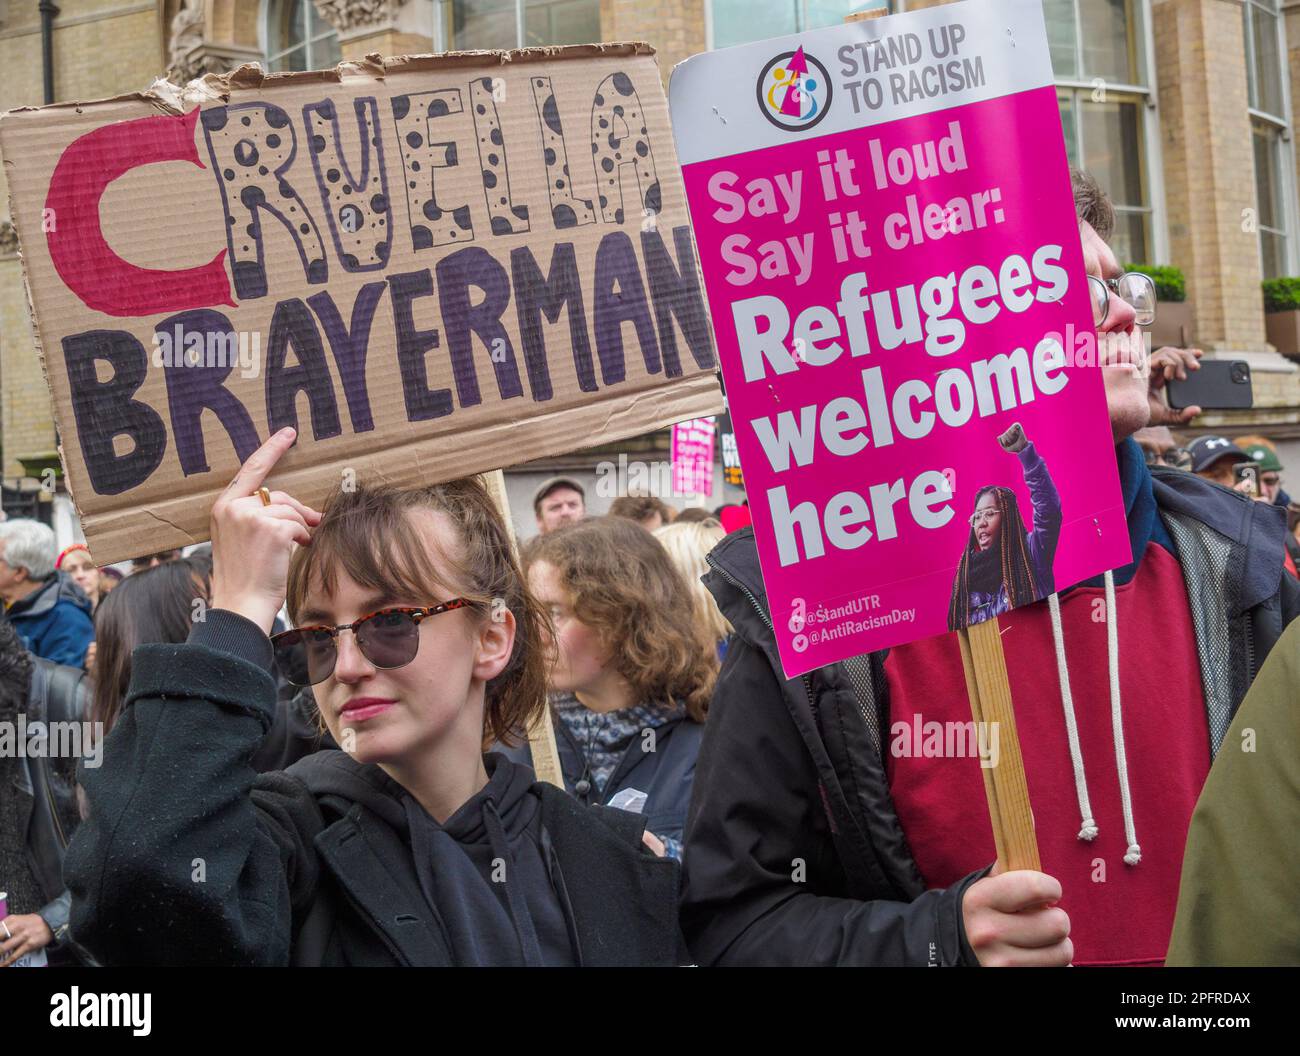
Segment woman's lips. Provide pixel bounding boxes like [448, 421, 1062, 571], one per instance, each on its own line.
[340, 697, 396, 722]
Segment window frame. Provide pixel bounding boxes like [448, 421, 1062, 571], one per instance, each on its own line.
[260, 0, 342, 73]
[1244, 0, 1298, 278]
[1050, 0, 1166, 265]
[704, 1, 873, 50]
[433, 0, 602, 50]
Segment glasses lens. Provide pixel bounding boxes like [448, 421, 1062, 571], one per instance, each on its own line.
[1088, 276, 1109, 326]
[273, 628, 336, 687]
[355, 610, 421, 670]
[1120, 273, 1156, 326]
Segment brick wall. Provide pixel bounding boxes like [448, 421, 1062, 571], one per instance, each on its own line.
[599, 0, 706, 86]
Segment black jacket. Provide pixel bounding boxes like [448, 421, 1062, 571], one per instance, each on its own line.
[22, 658, 87, 941]
[64, 614, 683, 966]
[251, 686, 338, 773]
[681, 453, 1300, 966]
[0, 635, 87, 963]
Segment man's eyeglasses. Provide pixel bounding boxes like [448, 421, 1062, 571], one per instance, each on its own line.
[1141, 445, 1192, 470]
[271, 601, 473, 687]
[1089, 272, 1157, 327]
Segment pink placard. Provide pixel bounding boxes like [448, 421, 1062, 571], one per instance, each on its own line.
[672, 5, 1131, 678]
[672, 417, 717, 496]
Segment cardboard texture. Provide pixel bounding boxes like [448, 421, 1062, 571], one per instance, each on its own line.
[1, 46, 720, 563]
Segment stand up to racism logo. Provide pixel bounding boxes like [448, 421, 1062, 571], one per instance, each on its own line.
[756, 46, 833, 132]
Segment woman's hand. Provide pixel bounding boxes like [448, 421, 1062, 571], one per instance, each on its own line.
[209, 428, 322, 634]
[998, 422, 1028, 454]
[0, 914, 54, 967]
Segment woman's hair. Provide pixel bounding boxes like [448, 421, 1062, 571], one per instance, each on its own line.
[608, 494, 673, 525]
[0, 620, 33, 719]
[525, 516, 716, 722]
[285, 479, 549, 748]
[91, 559, 210, 732]
[947, 486, 1038, 632]
[653, 519, 732, 648]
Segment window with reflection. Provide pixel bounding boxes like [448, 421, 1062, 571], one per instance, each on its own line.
[264, 0, 341, 73]
[709, 1, 865, 50]
[439, 0, 601, 50]
[1245, 0, 1291, 278]
[1047, 0, 1151, 264]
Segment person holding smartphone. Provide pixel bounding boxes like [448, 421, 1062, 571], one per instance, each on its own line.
[64, 429, 683, 966]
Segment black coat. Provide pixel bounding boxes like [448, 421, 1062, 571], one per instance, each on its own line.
[680, 456, 1300, 966]
[64, 623, 683, 967]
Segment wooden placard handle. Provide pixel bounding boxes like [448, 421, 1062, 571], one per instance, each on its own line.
[480, 469, 565, 788]
[958, 617, 1040, 872]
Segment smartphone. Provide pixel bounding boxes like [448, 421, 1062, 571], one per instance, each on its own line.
[1166, 360, 1253, 410]
[1235, 462, 1260, 498]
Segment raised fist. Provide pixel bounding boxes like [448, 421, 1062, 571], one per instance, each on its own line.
[998, 423, 1028, 454]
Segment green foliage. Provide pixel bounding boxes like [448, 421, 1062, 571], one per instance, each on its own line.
[1262, 276, 1300, 313]
[1125, 263, 1186, 303]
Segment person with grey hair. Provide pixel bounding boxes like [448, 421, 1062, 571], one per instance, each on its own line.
[0, 520, 94, 668]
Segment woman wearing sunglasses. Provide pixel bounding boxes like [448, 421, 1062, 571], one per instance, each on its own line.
[947, 422, 1062, 631]
[65, 428, 683, 966]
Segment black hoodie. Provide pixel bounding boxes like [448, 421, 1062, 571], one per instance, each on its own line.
[403, 756, 576, 966]
[65, 610, 683, 967]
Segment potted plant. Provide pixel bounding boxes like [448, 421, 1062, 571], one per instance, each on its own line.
[1128, 263, 1192, 348]
[1263, 277, 1300, 358]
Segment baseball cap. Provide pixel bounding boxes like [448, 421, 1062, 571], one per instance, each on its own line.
[1242, 443, 1283, 473]
[532, 476, 585, 514]
[1186, 436, 1250, 473]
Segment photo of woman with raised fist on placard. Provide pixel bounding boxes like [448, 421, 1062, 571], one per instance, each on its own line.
[947, 423, 1062, 631]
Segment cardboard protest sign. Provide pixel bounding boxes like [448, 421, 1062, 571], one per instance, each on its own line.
[671, 416, 715, 495]
[1, 46, 720, 563]
[670, 0, 1132, 678]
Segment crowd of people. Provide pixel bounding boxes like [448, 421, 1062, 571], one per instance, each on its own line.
[0, 168, 1298, 967]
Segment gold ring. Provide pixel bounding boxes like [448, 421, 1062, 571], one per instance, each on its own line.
[257, 486, 272, 506]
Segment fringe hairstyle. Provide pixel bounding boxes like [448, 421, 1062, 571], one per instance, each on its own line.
[285, 479, 551, 749]
[947, 485, 1039, 632]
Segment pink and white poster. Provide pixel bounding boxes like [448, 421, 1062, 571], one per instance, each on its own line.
[672, 417, 717, 496]
[670, 0, 1132, 678]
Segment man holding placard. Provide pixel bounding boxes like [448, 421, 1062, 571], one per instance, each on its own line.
[672, 2, 1300, 967]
